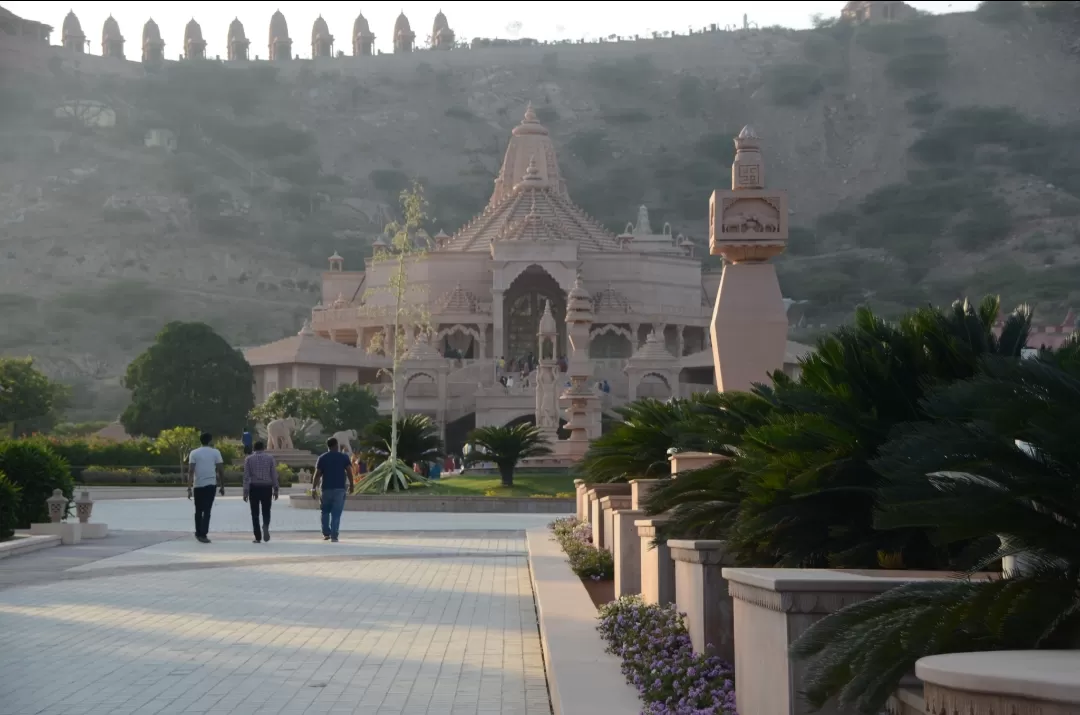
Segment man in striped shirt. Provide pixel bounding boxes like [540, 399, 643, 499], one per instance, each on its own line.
[243, 440, 279, 543]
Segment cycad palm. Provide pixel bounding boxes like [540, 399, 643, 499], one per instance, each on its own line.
[791, 352, 1080, 713]
[646, 297, 1032, 568]
[465, 423, 552, 487]
[354, 414, 442, 492]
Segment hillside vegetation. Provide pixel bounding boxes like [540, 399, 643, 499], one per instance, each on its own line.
[1, 4, 1079, 418]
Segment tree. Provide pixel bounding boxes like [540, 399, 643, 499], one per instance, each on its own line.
[121, 322, 254, 438]
[0, 440, 74, 528]
[792, 352, 1080, 714]
[249, 384, 378, 435]
[0, 358, 69, 437]
[357, 414, 443, 490]
[464, 423, 553, 487]
[156, 426, 201, 474]
[358, 182, 434, 492]
[329, 383, 379, 434]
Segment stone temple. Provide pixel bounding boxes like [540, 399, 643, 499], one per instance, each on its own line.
[244, 104, 810, 452]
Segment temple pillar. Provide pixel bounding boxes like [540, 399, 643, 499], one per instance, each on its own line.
[676, 325, 685, 358]
[709, 126, 789, 393]
[492, 289, 505, 361]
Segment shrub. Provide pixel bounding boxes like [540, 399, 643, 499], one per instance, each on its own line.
[975, 0, 1026, 23]
[549, 517, 614, 580]
[597, 596, 737, 714]
[0, 441, 74, 527]
[0, 471, 21, 540]
[762, 64, 823, 106]
[885, 50, 949, 89]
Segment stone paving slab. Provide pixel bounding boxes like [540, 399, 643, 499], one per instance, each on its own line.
[88, 497, 567, 534]
[0, 535, 551, 715]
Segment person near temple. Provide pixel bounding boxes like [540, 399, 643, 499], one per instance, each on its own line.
[429, 459, 442, 480]
[241, 428, 253, 456]
[311, 436, 354, 542]
[242, 440, 278, 543]
[187, 432, 225, 543]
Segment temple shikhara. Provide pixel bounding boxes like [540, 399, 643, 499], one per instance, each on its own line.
[243, 105, 810, 452]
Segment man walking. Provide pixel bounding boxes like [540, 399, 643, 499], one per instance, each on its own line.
[187, 432, 224, 543]
[311, 436, 353, 542]
[243, 440, 279, 543]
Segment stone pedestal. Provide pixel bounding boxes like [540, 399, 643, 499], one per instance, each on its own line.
[574, 479, 587, 521]
[917, 651, 1080, 715]
[722, 568, 991, 715]
[266, 449, 318, 468]
[600, 495, 631, 552]
[636, 518, 675, 606]
[669, 451, 726, 476]
[669, 539, 735, 661]
[585, 484, 632, 549]
[613, 508, 645, 598]
[29, 521, 82, 545]
[82, 523, 109, 539]
[629, 478, 665, 510]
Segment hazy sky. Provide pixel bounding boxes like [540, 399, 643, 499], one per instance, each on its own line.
[10, 1, 978, 60]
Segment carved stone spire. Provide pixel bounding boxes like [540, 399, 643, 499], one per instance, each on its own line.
[732, 125, 764, 191]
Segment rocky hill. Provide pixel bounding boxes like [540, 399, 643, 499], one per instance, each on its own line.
[2, 4, 1080, 419]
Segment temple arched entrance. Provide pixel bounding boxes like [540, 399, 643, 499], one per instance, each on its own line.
[504, 265, 566, 363]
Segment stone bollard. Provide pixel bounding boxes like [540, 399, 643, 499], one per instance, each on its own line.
[46, 489, 67, 523]
[600, 495, 631, 552]
[613, 508, 645, 597]
[636, 517, 675, 606]
[629, 478, 665, 510]
[669, 539, 735, 662]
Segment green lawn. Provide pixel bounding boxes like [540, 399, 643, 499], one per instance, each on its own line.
[415, 472, 576, 498]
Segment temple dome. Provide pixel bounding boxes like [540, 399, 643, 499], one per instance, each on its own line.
[269, 10, 289, 43]
[143, 19, 162, 44]
[312, 15, 330, 42]
[433, 11, 449, 32]
[628, 331, 675, 362]
[184, 18, 203, 43]
[102, 15, 123, 42]
[62, 10, 83, 37]
[353, 13, 372, 35]
[228, 17, 247, 41]
[438, 104, 620, 253]
[395, 12, 412, 34]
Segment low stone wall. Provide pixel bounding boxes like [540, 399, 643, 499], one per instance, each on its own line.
[289, 494, 574, 513]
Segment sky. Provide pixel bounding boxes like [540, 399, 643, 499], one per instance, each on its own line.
[8, 1, 979, 60]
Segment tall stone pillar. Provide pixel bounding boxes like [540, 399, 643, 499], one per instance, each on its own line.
[559, 274, 601, 459]
[709, 126, 789, 392]
[534, 301, 560, 446]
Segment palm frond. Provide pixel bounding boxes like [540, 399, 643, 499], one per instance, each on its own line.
[354, 457, 429, 493]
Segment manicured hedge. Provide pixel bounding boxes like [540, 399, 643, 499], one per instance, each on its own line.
[77, 464, 294, 487]
[15, 436, 243, 468]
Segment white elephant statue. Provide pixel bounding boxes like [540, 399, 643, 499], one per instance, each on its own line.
[332, 429, 358, 454]
[265, 417, 297, 451]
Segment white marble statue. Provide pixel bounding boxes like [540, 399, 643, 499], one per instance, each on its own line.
[266, 417, 297, 451]
[331, 429, 357, 454]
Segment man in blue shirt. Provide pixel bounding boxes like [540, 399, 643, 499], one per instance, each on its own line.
[311, 436, 354, 542]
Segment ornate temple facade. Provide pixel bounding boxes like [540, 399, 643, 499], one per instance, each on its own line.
[244, 105, 811, 451]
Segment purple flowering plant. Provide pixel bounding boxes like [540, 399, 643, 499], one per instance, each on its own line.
[549, 517, 614, 580]
[597, 596, 737, 715]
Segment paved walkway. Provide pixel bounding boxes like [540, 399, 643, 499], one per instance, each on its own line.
[0, 499, 561, 715]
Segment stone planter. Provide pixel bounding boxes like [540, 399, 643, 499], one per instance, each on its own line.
[612, 508, 645, 598]
[629, 478, 665, 510]
[585, 484, 631, 549]
[636, 517, 675, 606]
[599, 495, 631, 552]
[669, 539, 735, 662]
[917, 651, 1080, 715]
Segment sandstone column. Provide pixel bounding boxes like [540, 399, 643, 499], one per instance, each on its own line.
[613, 507, 645, 597]
[709, 126, 789, 392]
[636, 517, 676, 606]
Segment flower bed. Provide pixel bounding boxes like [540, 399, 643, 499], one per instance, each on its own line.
[598, 596, 737, 715]
[549, 516, 614, 580]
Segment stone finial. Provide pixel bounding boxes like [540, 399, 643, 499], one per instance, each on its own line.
[328, 251, 343, 270]
[47, 489, 67, 523]
[635, 205, 652, 235]
[75, 490, 94, 524]
[523, 101, 537, 123]
[538, 300, 557, 336]
[732, 125, 764, 191]
[566, 273, 593, 322]
[298, 319, 315, 336]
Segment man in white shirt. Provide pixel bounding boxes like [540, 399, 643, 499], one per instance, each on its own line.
[187, 432, 225, 543]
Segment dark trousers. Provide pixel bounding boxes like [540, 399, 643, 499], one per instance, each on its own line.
[193, 485, 217, 537]
[249, 485, 273, 539]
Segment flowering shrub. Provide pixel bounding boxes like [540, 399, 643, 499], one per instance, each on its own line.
[549, 516, 614, 580]
[598, 596, 737, 715]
